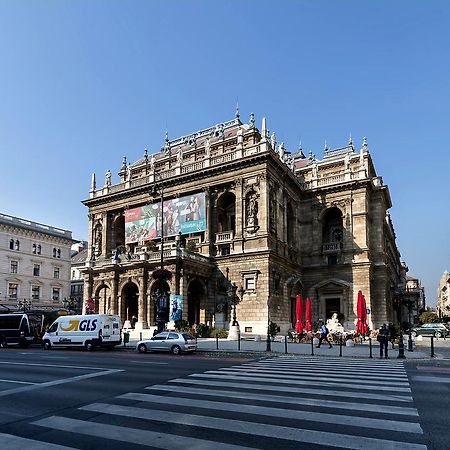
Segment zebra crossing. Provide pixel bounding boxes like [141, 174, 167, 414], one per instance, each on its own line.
[5, 356, 428, 449]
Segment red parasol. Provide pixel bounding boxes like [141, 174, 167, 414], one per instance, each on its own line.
[356, 290, 363, 334]
[295, 294, 304, 333]
[305, 297, 312, 332]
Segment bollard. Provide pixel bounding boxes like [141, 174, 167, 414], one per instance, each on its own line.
[397, 334, 406, 359]
[140, 332, 142, 341]
[369, 337, 373, 358]
[238, 337, 241, 351]
[216, 335, 219, 350]
[339, 336, 342, 357]
[284, 335, 288, 354]
[430, 336, 435, 358]
[311, 336, 314, 356]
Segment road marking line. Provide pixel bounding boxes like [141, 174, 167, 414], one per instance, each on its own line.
[190, 373, 412, 392]
[0, 379, 36, 385]
[121, 392, 422, 434]
[0, 432, 76, 450]
[80, 403, 427, 450]
[33, 416, 256, 450]
[214, 368, 410, 386]
[412, 375, 450, 383]
[168, 378, 413, 402]
[0, 361, 113, 370]
[0, 369, 123, 398]
[129, 361, 169, 365]
[146, 384, 419, 416]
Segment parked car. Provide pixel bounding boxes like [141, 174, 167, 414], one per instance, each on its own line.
[410, 323, 450, 338]
[136, 331, 197, 355]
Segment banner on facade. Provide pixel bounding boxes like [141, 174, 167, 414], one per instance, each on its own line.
[169, 294, 183, 322]
[125, 192, 206, 244]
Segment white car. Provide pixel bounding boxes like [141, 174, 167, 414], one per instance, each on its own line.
[136, 331, 197, 355]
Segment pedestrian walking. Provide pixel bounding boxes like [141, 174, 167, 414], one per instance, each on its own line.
[377, 323, 390, 358]
[316, 320, 332, 348]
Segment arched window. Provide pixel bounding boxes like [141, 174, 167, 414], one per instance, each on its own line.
[57, 248, 61, 258]
[322, 207, 343, 244]
[37, 244, 41, 255]
[216, 192, 236, 233]
[9, 239, 14, 250]
[53, 248, 57, 258]
[286, 203, 295, 244]
[32, 243, 36, 254]
[14, 240, 20, 250]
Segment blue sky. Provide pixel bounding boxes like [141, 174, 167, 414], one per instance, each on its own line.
[0, 1, 449, 306]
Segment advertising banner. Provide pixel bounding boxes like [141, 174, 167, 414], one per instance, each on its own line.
[169, 294, 183, 322]
[125, 192, 206, 244]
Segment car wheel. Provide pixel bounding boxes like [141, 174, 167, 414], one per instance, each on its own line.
[411, 330, 417, 337]
[171, 345, 182, 355]
[435, 331, 442, 338]
[43, 340, 52, 350]
[85, 341, 94, 351]
[137, 343, 147, 353]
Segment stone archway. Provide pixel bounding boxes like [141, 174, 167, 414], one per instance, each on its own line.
[94, 284, 111, 314]
[121, 282, 139, 325]
[187, 279, 205, 326]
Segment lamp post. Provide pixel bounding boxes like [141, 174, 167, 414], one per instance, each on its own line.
[150, 181, 170, 334]
[266, 297, 272, 352]
[407, 299, 414, 352]
[227, 282, 244, 340]
[397, 296, 406, 359]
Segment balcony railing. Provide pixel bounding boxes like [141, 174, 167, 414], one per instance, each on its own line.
[216, 231, 234, 243]
[322, 242, 342, 253]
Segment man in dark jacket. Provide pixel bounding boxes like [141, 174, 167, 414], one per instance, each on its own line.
[316, 320, 332, 348]
[378, 323, 390, 359]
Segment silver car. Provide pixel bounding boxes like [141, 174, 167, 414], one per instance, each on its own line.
[136, 331, 197, 355]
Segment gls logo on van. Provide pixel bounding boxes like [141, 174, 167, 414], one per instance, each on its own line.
[60, 319, 98, 332]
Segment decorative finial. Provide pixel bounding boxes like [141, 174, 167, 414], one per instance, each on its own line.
[249, 112, 255, 128]
[121, 156, 127, 171]
[324, 141, 328, 151]
[144, 148, 148, 158]
[298, 140, 303, 152]
[362, 136, 368, 148]
[261, 117, 267, 137]
[348, 133, 353, 146]
[308, 150, 313, 160]
[144, 148, 149, 174]
[235, 102, 240, 119]
[164, 131, 171, 154]
[91, 173, 96, 191]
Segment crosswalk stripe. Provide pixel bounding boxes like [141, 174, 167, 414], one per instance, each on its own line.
[33, 416, 254, 450]
[228, 366, 409, 381]
[213, 368, 410, 386]
[120, 392, 423, 434]
[189, 373, 412, 392]
[145, 384, 419, 416]
[80, 402, 427, 450]
[255, 360, 407, 372]
[169, 377, 413, 402]
[0, 432, 75, 450]
[412, 375, 450, 383]
[265, 357, 405, 366]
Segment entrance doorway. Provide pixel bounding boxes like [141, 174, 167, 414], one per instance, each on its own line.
[187, 280, 203, 326]
[325, 298, 340, 321]
[122, 283, 139, 324]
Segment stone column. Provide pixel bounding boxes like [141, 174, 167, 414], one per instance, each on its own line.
[136, 271, 148, 330]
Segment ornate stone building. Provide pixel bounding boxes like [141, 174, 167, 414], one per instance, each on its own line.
[0, 213, 73, 311]
[82, 114, 406, 335]
[437, 270, 450, 318]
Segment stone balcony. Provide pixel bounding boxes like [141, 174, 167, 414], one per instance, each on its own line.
[322, 242, 342, 254]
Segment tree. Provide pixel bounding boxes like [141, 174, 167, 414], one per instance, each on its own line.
[419, 311, 440, 324]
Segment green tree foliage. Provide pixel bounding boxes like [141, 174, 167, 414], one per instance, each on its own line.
[419, 311, 440, 323]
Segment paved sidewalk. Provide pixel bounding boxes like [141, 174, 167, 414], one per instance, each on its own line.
[122, 336, 437, 359]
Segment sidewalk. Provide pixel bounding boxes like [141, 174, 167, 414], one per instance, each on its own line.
[122, 336, 436, 359]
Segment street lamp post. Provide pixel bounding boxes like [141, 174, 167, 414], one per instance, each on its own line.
[151, 181, 170, 334]
[397, 297, 406, 359]
[266, 297, 272, 352]
[227, 283, 243, 340]
[407, 299, 414, 352]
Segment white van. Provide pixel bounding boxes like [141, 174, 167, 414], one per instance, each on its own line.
[42, 314, 122, 350]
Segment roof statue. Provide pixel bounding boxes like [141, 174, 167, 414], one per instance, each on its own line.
[270, 132, 277, 151]
[249, 112, 255, 128]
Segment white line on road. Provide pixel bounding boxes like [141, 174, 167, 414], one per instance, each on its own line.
[0, 379, 36, 385]
[412, 375, 450, 383]
[0, 432, 76, 450]
[81, 402, 427, 450]
[191, 373, 412, 392]
[121, 392, 423, 434]
[33, 416, 257, 450]
[168, 378, 413, 402]
[129, 361, 169, 365]
[146, 384, 419, 416]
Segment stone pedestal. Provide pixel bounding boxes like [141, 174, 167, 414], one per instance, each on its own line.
[228, 324, 241, 341]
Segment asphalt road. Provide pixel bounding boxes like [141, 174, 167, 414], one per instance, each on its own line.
[0, 345, 448, 449]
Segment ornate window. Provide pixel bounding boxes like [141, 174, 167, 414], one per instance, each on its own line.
[10, 260, 18, 274]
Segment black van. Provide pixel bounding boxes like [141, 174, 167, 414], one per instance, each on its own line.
[0, 313, 44, 348]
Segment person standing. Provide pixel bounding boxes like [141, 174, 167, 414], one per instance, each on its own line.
[378, 323, 390, 358]
[316, 320, 332, 348]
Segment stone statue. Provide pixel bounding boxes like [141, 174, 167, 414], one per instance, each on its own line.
[126, 164, 132, 181]
[246, 193, 258, 227]
[105, 169, 112, 187]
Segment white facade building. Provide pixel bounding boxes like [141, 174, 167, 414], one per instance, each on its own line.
[0, 213, 73, 311]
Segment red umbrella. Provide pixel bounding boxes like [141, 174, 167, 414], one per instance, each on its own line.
[356, 290, 363, 334]
[295, 294, 304, 333]
[362, 294, 369, 334]
[305, 297, 312, 332]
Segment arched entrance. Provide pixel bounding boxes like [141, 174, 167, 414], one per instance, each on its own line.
[122, 282, 139, 324]
[151, 280, 170, 332]
[95, 284, 111, 314]
[187, 279, 204, 326]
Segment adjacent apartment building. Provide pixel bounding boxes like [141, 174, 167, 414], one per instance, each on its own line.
[0, 213, 73, 311]
[81, 113, 407, 335]
[437, 270, 450, 318]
